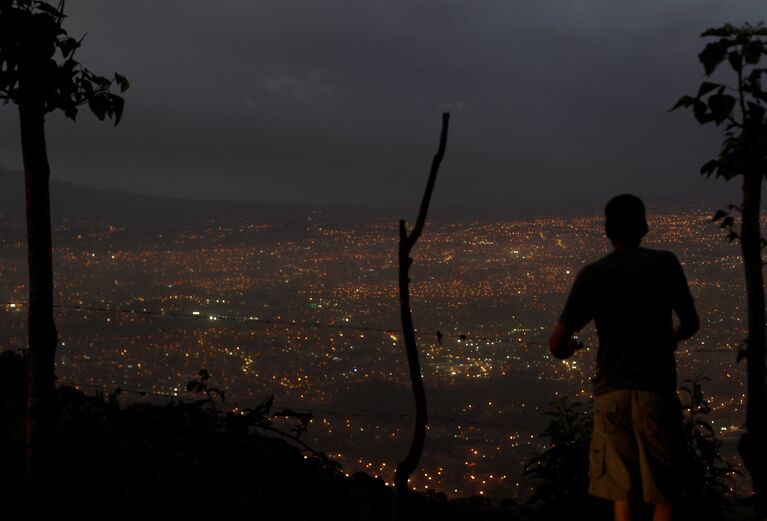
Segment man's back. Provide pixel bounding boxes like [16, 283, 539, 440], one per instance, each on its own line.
[560, 247, 695, 395]
[549, 195, 699, 518]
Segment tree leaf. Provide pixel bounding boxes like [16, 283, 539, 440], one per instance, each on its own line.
[58, 37, 79, 58]
[707, 93, 736, 124]
[701, 24, 736, 38]
[693, 100, 714, 124]
[709, 208, 727, 222]
[698, 82, 722, 97]
[114, 72, 130, 93]
[670, 95, 695, 112]
[63, 103, 78, 121]
[699, 41, 729, 76]
[87, 95, 107, 120]
[110, 94, 124, 126]
[701, 160, 720, 178]
[728, 51, 743, 72]
[744, 40, 764, 65]
[748, 68, 767, 84]
[747, 102, 765, 122]
[35, 2, 63, 18]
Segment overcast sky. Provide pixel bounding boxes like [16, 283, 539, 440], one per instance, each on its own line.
[0, 1, 761, 210]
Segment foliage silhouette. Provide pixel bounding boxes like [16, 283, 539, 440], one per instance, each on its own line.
[672, 22, 767, 510]
[675, 377, 740, 514]
[185, 368, 342, 473]
[0, 351, 526, 519]
[0, 0, 127, 489]
[522, 398, 608, 520]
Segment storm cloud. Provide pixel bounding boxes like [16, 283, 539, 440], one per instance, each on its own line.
[0, 0, 757, 211]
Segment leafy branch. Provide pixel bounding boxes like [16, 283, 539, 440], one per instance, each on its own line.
[185, 368, 225, 413]
[0, 0, 128, 123]
[186, 369, 342, 474]
[678, 377, 742, 501]
[670, 23, 767, 182]
[708, 205, 741, 245]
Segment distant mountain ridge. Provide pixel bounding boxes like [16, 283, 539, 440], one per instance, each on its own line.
[0, 168, 354, 225]
[0, 167, 723, 225]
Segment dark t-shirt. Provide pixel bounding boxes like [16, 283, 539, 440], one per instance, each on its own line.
[559, 247, 695, 396]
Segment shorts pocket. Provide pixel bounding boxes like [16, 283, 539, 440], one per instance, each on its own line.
[589, 435, 607, 479]
[594, 397, 620, 433]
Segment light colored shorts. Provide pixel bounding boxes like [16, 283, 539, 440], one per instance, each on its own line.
[589, 389, 682, 503]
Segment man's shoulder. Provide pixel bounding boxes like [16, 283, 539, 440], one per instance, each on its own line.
[585, 248, 680, 272]
[636, 247, 679, 261]
[640, 246, 676, 256]
[640, 248, 681, 267]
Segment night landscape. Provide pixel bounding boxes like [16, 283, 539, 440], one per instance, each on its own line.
[1, 2, 766, 520]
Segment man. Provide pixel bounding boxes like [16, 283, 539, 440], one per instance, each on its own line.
[549, 194, 700, 521]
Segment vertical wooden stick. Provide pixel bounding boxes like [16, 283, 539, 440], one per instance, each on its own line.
[394, 113, 449, 503]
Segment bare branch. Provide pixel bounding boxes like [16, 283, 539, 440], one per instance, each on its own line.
[406, 112, 450, 246]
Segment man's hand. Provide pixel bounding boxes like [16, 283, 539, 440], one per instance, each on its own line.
[549, 322, 584, 360]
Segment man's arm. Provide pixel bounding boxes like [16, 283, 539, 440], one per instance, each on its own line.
[551, 266, 593, 359]
[673, 301, 700, 343]
[668, 252, 700, 343]
[548, 322, 584, 360]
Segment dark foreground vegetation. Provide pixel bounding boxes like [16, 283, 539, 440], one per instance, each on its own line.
[0, 350, 753, 520]
[0, 351, 524, 520]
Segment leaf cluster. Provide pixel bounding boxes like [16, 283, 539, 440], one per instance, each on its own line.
[0, 0, 128, 123]
[708, 204, 767, 253]
[677, 377, 741, 505]
[708, 205, 742, 245]
[522, 398, 593, 511]
[185, 368, 226, 412]
[672, 23, 767, 181]
[185, 368, 342, 474]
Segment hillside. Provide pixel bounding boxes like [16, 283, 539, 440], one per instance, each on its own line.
[0, 351, 524, 519]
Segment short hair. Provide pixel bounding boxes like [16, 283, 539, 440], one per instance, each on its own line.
[604, 194, 648, 243]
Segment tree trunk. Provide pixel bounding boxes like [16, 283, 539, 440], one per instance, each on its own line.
[19, 96, 58, 490]
[393, 114, 449, 514]
[737, 168, 767, 506]
[394, 222, 429, 496]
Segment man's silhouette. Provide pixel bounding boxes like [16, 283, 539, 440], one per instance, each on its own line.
[549, 194, 700, 521]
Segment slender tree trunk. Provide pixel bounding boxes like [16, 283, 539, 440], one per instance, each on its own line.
[394, 114, 449, 511]
[19, 95, 58, 490]
[394, 221, 429, 496]
[737, 168, 767, 505]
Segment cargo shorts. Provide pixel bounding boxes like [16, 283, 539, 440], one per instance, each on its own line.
[588, 389, 682, 503]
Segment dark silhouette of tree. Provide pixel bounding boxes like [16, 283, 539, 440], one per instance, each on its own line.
[0, 0, 127, 489]
[672, 22, 767, 512]
[394, 113, 449, 510]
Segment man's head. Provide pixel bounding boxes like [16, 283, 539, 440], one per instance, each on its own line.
[604, 194, 648, 246]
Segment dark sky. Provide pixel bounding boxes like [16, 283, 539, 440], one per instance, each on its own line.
[0, 1, 761, 210]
